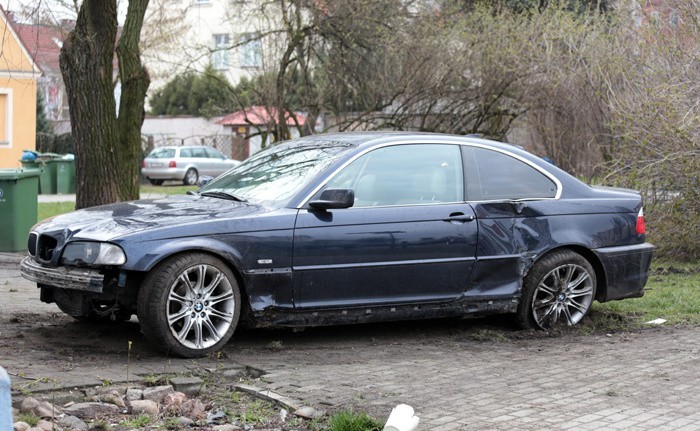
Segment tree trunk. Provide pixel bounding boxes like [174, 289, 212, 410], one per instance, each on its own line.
[59, 0, 150, 209]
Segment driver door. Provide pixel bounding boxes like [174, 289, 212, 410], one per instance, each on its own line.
[292, 143, 478, 308]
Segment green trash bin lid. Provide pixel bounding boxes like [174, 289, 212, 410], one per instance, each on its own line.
[0, 168, 42, 180]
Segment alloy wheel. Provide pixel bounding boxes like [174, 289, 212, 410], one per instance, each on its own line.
[166, 264, 235, 349]
[531, 263, 594, 328]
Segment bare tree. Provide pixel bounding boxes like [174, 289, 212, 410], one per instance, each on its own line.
[59, 0, 150, 208]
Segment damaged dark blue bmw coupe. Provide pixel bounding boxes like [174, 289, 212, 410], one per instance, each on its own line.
[21, 132, 654, 357]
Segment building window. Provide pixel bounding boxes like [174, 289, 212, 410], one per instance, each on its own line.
[0, 89, 13, 148]
[239, 33, 262, 68]
[212, 34, 231, 70]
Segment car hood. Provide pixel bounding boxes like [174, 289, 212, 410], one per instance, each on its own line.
[33, 195, 267, 242]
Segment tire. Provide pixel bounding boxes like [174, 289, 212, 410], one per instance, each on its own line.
[149, 179, 164, 186]
[516, 250, 596, 330]
[183, 168, 198, 186]
[137, 253, 241, 358]
[54, 288, 131, 323]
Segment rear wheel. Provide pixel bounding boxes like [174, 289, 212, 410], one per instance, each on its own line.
[137, 253, 241, 357]
[516, 250, 596, 329]
[183, 168, 198, 186]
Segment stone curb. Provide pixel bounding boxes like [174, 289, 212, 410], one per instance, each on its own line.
[233, 383, 325, 419]
[0, 252, 25, 267]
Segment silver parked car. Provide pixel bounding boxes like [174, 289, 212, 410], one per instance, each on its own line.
[142, 146, 241, 185]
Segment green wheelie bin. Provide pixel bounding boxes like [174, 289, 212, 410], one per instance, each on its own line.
[55, 158, 76, 194]
[21, 159, 56, 194]
[0, 168, 40, 252]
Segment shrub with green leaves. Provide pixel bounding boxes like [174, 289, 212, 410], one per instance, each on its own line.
[327, 411, 383, 431]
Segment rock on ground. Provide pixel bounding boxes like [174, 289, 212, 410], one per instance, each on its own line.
[13, 422, 30, 431]
[293, 406, 325, 420]
[19, 397, 61, 418]
[58, 415, 89, 431]
[97, 389, 126, 408]
[142, 385, 174, 403]
[63, 402, 119, 419]
[129, 399, 159, 416]
[126, 388, 143, 402]
[35, 420, 54, 431]
[170, 376, 204, 397]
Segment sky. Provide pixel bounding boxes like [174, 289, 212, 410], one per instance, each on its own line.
[3, 0, 129, 24]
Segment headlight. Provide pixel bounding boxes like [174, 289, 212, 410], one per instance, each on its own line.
[62, 242, 127, 266]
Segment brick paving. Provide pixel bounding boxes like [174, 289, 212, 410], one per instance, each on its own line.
[231, 326, 700, 430]
[1, 255, 699, 429]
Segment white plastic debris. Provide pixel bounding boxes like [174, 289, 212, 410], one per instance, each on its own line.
[645, 318, 667, 325]
[384, 404, 420, 431]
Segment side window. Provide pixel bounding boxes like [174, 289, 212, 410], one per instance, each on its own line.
[179, 148, 192, 158]
[205, 148, 225, 159]
[191, 148, 207, 158]
[464, 147, 557, 200]
[321, 144, 463, 207]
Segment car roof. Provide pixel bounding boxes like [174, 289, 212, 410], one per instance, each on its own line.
[284, 132, 534, 161]
[149, 145, 216, 151]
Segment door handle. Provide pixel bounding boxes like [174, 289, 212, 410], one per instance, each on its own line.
[443, 213, 475, 223]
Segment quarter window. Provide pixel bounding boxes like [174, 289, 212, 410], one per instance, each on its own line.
[463, 147, 557, 200]
[322, 144, 464, 207]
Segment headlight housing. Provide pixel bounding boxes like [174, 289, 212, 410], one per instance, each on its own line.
[62, 242, 127, 266]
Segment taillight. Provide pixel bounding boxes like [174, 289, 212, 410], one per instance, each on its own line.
[169, 160, 177, 168]
[636, 208, 646, 235]
[141, 160, 145, 168]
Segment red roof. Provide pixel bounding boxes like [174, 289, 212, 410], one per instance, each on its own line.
[218, 105, 306, 127]
[14, 23, 64, 75]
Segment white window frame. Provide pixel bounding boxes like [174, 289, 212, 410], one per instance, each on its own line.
[0, 88, 13, 148]
[212, 34, 231, 70]
[239, 33, 262, 68]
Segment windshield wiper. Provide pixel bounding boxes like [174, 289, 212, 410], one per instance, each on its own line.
[198, 191, 247, 202]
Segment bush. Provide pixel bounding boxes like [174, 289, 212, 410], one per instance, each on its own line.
[326, 411, 383, 431]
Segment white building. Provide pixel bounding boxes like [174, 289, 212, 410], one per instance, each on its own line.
[143, 0, 270, 92]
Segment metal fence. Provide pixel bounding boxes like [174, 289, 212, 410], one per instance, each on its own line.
[142, 135, 247, 160]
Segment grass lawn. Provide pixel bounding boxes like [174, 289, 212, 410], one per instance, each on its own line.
[592, 263, 700, 327]
[140, 183, 197, 196]
[38, 201, 75, 221]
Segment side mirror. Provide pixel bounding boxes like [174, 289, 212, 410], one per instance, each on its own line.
[198, 176, 214, 187]
[309, 189, 355, 210]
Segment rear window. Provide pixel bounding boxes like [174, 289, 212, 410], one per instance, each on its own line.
[148, 148, 176, 159]
[464, 147, 557, 200]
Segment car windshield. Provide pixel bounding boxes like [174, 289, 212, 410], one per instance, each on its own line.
[198, 139, 355, 207]
[147, 148, 176, 159]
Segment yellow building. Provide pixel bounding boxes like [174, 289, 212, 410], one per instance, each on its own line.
[0, 8, 41, 169]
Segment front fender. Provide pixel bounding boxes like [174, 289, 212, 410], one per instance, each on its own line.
[119, 237, 244, 272]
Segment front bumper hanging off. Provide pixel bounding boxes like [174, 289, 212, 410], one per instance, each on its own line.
[20, 257, 105, 293]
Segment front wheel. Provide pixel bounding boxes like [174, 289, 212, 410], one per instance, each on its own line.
[137, 253, 241, 357]
[516, 250, 596, 330]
